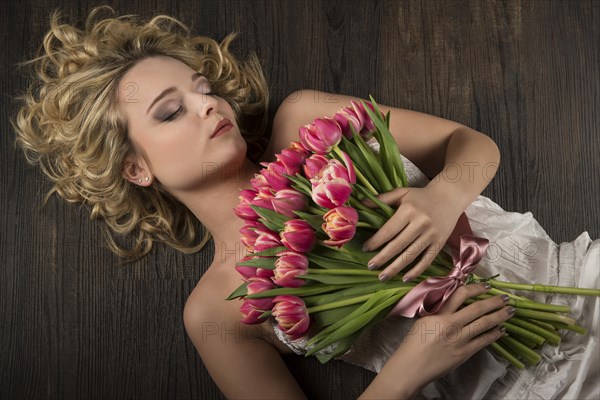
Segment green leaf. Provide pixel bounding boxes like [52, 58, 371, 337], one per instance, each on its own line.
[305, 252, 365, 270]
[293, 211, 325, 233]
[306, 289, 403, 354]
[236, 257, 276, 269]
[226, 282, 248, 300]
[250, 246, 287, 257]
[311, 304, 361, 327]
[314, 331, 361, 364]
[245, 283, 346, 299]
[309, 281, 408, 306]
[313, 241, 361, 262]
[350, 125, 394, 192]
[250, 205, 291, 231]
[301, 274, 379, 285]
[362, 97, 408, 187]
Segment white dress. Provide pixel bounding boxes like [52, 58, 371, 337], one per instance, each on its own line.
[273, 143, 600, 399]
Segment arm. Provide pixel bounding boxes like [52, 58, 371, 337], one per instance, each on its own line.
[268, 89, 499, 212]
[268, 90, 500, 279]
[184, 287, 307, 400]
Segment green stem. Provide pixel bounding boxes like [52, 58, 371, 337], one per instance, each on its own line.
[489, 279, 600, 296]
[356, 221, 376, 229]
[489, 341, 525, 369]
[514, 308, 577, 325]
[499, 335, 541, 366]
[307, 268, 380, 276]
[509, 317, 561, 346]
[501, 321, 545, 345]
[547, 321, 588, 335]
[307, 293, 374, 314]
[307, 205, 326, 215]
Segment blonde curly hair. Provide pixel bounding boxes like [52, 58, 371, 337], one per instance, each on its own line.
[14, 6, 270, 260]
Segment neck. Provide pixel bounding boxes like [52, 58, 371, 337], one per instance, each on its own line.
[173, 157, 261, 263]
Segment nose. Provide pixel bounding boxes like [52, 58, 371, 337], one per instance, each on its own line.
[195, 92, 219, 119]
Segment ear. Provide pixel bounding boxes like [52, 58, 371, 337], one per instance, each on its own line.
[122, 155, 154, 187]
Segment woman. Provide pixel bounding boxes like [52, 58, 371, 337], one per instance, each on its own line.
[14, 7, 598, 399]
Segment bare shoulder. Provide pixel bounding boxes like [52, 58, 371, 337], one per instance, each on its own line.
[183, 263, 295, 356]
[261, 90, 356, 161]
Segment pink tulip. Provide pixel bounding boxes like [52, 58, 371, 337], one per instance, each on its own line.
[271, 295, 310, 340]
[250, 173, 271, 191]
[271, 189, 307, 218]
[322, 206, 359, 248]
[275, 142, 310, 175]
[240, 297, 274, 324]
[303, 154, 329, 179]
[254, 227, 283, 252]
[280, 219, 317, 253]
[350, 100, 377, 133]
[259, 160, 291, 191]
[334, 100, 377, 137]
[289, 140, 311, 154]
[299, 117, 342, 154]
[235, 264, 274, 280]
[313, 156, 356, 185]
[253, 186, 276, 211]
[240, 220, 263, 249]
[334, 108, 361, 138]
[247, 276, 276, 295]
[311, 180, 353, 209]
[273, 251, 309, 287]
[233, 189, 260, 221]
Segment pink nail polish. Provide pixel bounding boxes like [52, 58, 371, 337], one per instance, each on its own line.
[378, 273, 389, 282]
[402, 275, 412, 283]
[367, 262, 377, 271]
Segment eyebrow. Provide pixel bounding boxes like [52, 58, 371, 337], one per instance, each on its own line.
[146, 72, 206, 114]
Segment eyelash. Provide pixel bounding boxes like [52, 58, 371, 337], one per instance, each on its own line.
[162, 90, 215, 122]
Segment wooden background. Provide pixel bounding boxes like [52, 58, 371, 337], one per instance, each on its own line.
[1, 0, 598, 399]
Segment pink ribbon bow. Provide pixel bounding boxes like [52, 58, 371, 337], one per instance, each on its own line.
[389, 212, 490, 318]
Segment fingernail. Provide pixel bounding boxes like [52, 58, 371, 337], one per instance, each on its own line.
[367, 262, 378, 271]
[501, 294, 510, 303]
[378, 272, 389, 282]
[483, 283, 492, 290]
[362, 244, 369, 252]
[402, 275, 412, 283]
[507, 306, 515, 317]
[498, 325, 506, 334]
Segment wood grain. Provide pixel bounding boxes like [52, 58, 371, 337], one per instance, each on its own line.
[1, 0, 598, 399]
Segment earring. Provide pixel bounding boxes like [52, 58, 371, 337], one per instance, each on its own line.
[145, 177, 150, 182]
[137, 179, 142, 183]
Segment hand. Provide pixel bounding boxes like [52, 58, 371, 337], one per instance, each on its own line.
[361, 284, 512, 399]
[361, 185, 463, 282]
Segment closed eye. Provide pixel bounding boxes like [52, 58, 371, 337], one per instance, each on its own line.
[163, 106, 183, 122]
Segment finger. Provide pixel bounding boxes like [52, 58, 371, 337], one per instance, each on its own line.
[377, 234, 431, 280]
[361, 187, 411, 208]
[402, 243, 441, 282]
[466, 325, 506, 355]
[454, 294, 510, 326]
[362, 209, 411, 253]
[366, 221, 420, 271]
[462, 304, 514, 339]
[438, 283, 492, 315]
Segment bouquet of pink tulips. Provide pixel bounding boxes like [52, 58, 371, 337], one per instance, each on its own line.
[228, 97, 600, 367]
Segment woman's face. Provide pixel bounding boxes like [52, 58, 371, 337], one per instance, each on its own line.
[117, 56, 246, 192]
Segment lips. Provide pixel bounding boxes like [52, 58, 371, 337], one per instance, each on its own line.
[211, 118, 233, 138]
